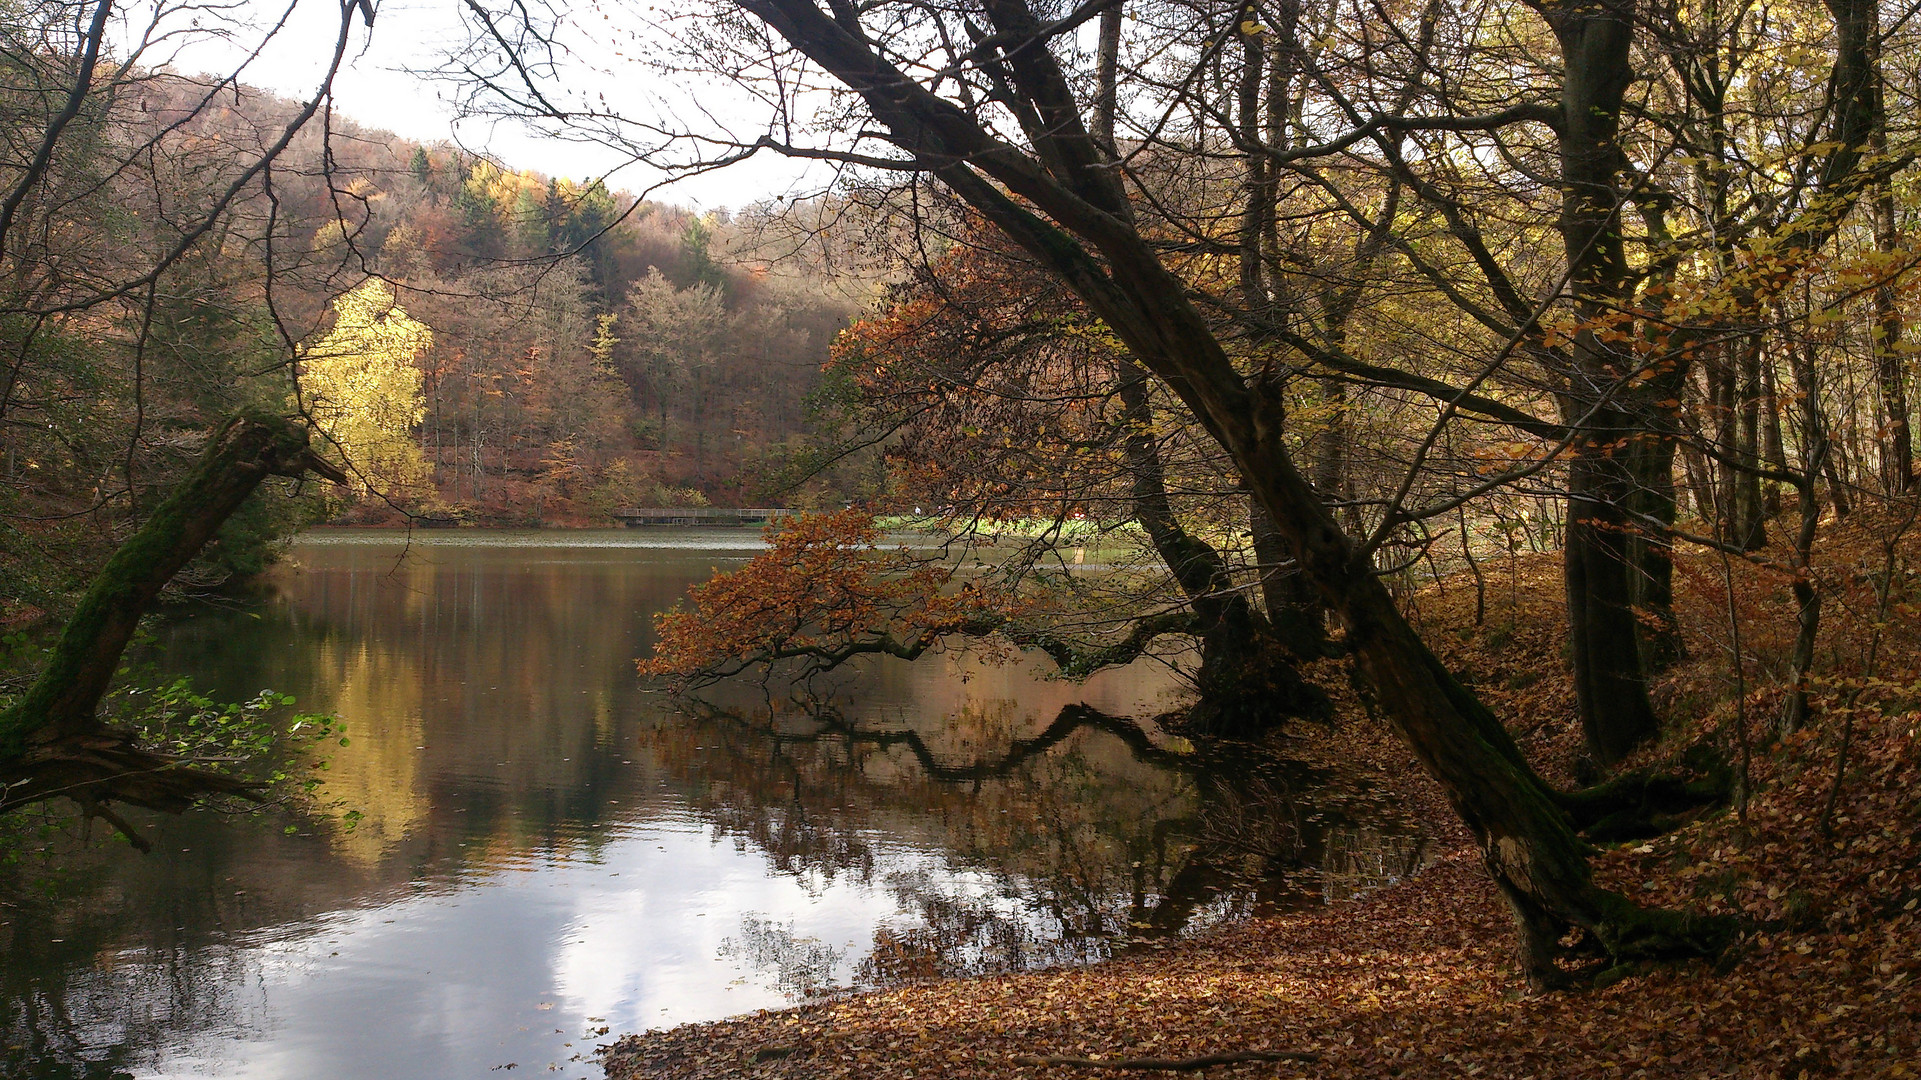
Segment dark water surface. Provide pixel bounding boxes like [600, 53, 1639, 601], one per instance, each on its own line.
[1, 530, 1428, 1080]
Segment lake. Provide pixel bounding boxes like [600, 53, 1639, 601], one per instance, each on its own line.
[0, 530, 1428, 1080]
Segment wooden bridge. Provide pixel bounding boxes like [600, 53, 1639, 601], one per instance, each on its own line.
[610, 507, 798, 527]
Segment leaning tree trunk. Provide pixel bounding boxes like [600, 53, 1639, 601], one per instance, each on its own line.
[1100, 232, 1724, 985]
[0, 415, 346, 841]
[1233, 402, 1727, 988]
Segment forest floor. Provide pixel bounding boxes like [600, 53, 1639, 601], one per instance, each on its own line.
[601, 525, 1921, 1080]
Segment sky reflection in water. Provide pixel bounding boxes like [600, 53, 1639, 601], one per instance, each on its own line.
[0, 530, 1424, 1080]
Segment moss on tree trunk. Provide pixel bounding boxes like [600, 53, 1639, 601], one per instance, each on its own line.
[0, 415, 345, 837]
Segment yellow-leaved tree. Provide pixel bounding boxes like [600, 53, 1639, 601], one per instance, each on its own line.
[299, 278, 432, 496]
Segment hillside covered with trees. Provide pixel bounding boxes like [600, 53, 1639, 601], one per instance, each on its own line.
[3, 46, 868, 633]
[3, 0, 1921, 1074]
[307, 143, 871, 524]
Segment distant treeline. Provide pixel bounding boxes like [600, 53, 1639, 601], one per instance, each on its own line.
[3, 58, 881, 633]
[2, 48, 884, 626]
[306, 125, 871, 524]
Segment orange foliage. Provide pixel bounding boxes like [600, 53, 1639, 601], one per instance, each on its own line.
[823, 227, 1141, 519]
[640, 510, 1014, 682]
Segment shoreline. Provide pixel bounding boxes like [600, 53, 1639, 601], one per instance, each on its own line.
[598, 686, 1920, 1080]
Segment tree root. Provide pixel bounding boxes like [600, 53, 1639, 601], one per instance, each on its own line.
[1, 727, 266, 848]
[1009, 1049, 1322, 1071]
[1512, 882, 1740, 993]
[1587, 891, 1740, 967]
[1558, 756, 1732, 843]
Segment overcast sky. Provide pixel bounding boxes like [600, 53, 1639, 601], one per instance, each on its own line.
[156, 0, 816, 211]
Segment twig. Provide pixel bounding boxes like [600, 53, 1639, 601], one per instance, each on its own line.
[80, 798, 153, 854]
[1010, 1049, 1321, 1071]
[1459, 505, 1485, 626]
[1718, 548, 1750, 820]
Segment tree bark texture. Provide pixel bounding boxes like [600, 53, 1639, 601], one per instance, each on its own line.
[0, 415, 346, 821]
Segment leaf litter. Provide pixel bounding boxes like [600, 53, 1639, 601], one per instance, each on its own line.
[603, 541, 1921, 1080]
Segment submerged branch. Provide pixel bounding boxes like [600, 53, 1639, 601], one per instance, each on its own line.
[678, 608, 1201, 689]
[686, 699, 1196, 781]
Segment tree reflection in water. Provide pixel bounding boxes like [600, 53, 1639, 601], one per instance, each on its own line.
[656, 696, 1431, 992]
[0, 537, 1431, 1077]
[720, 916, 847, 999]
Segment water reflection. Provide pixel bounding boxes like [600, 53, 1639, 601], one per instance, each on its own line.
[658, 698, 1430, 976]
[0, 531, 1427, 1080]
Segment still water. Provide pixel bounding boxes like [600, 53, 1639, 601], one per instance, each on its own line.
[1, 530, 1428, 1080]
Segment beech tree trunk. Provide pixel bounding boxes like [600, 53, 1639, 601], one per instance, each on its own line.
[1761, 359, 1788, 518]
[1782, 340, 1836, 733]
[1564, 485, 1662, 763]
[1625, 430, 1684, 670]
[0, 415, 346, 828]
[1870, 23, 1913, 493]
[1544, 0, 1665, 764]
[1116, 360, 1328, 735]
[1733, 336, 1770, 550]
[1250, 499, 1325, 652]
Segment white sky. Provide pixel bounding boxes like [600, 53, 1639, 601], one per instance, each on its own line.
[137, 817, 975, 1080]
[147, 0, 819, 211]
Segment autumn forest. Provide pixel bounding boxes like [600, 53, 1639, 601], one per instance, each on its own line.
[3, 0, 1921, 1076]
